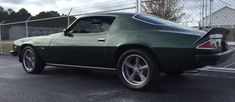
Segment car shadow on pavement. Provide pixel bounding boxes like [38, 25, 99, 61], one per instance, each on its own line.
[21, 66, 235, 102]
[41, 66, 204, 93]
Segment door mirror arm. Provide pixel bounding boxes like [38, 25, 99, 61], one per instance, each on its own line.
[63, 28, 68, 36]
[63, 29, 73, 37]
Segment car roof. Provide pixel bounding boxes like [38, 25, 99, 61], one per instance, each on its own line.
[85, 12, 136, 17]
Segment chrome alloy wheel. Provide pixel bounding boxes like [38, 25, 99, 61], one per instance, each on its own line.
[22, 49, 35, 71]
[121, 54, 150, 86]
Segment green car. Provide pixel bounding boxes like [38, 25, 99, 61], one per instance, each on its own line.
[11, 13, 234, 90]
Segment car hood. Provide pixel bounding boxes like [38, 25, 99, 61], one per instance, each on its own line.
[14, 33, 62, 46]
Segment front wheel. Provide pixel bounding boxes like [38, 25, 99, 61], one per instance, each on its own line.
[21, 46, 45, 74]
[117, 49, 160, 90]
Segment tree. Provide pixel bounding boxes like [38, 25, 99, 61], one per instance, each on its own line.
[30, 11, 66, 28]
[0, 6, 8, 22]
[0, 6, 75, 28]
[35, 11, 60, 19]
[7, 9, 15, 15]
[142, 0, 185, 22]
[14, 8, 31, 18]
[6, 9, 16, 19]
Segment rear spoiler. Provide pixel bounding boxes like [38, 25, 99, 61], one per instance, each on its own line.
[193, 28, 230, 45]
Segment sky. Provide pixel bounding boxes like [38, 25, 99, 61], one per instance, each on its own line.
[0, 0, 235, 26]
[0, 0, 136, 15]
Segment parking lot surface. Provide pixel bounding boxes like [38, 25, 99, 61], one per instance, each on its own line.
[0, 55, 235, 102]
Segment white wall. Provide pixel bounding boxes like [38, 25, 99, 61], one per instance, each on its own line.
[200, 6, 235, 27]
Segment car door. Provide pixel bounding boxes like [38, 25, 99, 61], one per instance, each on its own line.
[48, 16, 116, 67]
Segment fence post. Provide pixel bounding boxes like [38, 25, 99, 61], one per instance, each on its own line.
[25, 16, 31, 37]
[0, 21, 5, 54]
[205, 0, 208, 28]
[136, 0, 141, 13]
[67, 8, 73, 27]
[232, 25, 234, 41]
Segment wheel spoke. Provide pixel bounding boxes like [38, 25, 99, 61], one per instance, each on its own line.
[30, 59, 35, 67]
[125, 62, 135, 69]
[139, 65, 148, 71]
[128, 72, 137, 82]
[26, 60, 30, 68]
[29, 61, 33, 68]
[138, 72, 146, 81]
[135, 56, 140, 67]
[26, 56, 31, 60]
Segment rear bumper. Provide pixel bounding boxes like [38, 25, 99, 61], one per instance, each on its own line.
[195, 49, 234, 68]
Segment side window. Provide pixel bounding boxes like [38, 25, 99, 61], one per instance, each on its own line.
[71, 16, 116, 34]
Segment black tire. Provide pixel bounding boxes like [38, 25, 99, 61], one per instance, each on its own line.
[117, 49, 160, 90]
[164, 70, 184, 77]
[21, 46, 45, 74]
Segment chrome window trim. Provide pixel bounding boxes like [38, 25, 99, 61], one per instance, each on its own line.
[132, 13, 164, 26]
[132, 13, 177, 26]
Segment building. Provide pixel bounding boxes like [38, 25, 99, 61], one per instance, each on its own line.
[200, 6, 235, 41]
[200, 6, 235, 27]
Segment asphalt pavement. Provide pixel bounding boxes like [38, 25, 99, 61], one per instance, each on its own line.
[0, 55, 235, 102]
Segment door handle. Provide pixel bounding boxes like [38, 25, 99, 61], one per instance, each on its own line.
[98, 38, 106, 42]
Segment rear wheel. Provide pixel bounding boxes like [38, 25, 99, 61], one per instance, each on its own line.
[21, 46, 45, 74]
[117, 49, 160, 90]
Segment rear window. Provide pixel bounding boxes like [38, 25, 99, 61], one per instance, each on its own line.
[133, 14, 178, 26]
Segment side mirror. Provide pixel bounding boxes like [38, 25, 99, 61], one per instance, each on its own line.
[63, 29, 73, 37]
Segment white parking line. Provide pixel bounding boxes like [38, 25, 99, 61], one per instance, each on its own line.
[200, 66, 235, 73]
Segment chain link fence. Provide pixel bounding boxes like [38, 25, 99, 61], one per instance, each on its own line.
[0, 0, 235, 54]
[186, 0, 235, 42]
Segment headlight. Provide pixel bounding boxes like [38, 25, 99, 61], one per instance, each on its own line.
[13, 44, 17, 49]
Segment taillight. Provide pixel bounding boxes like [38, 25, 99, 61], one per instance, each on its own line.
[196, 40, 217, 49]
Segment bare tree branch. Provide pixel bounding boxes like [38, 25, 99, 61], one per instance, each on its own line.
[142, 0, 185, 23]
